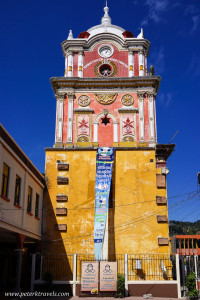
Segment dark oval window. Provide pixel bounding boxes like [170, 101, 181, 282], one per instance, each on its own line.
[99, 64, 112, 77]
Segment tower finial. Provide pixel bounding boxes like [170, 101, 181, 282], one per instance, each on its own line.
[101, 0, 111, 25]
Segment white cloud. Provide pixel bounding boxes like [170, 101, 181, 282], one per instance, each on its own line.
[141, 0, 169, 26]
[191, 15, 199, 34]
[184, 55, 200, 78]
[184, 4, 200, 34]
[158, 92, 172, 109]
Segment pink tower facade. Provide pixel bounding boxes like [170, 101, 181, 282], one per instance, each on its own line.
[52, 5, 159, 149]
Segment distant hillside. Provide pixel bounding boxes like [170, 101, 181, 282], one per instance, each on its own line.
[169, 220, 200, 236]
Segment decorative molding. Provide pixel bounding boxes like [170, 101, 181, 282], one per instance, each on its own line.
[74, 108, 94, 114]
[158, 237, 168, 246]
[55, 224, 67, 232]
[77, 136, 89, 142]
[95, 93, 117, 105]
[56, 94, 66, 101]
[94, 61, 117, 78]
[56, 195, 68, 202]
[156, 196, 167, 205]
[157, 215, 168, 223]
[123, 136, 134, 142]
[138, 93, 144, 100]
[67, 92, 74, 101]
[56, 208, 67, 216]
[57, 177, 69, 185]
[57, 163, 69, 171]
[118, 108, 138, 113]
[121, 94, 134, 106]
[78, 95, 91, 107]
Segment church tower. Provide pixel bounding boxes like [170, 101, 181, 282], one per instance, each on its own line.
[43, 4, 175, 258]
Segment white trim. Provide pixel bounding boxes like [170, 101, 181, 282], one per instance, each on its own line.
[127, 280, 179, 284]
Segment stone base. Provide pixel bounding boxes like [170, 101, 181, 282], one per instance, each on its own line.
[65, 142, 74, 148]
[93, 142, 99, 147]
[53, 142, 64, 148]
[139, 142, 148, 147]
[113, 142, 119, 147]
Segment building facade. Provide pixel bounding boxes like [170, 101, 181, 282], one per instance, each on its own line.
[0, 124, 44, 292]
[43, 5, 175, 258]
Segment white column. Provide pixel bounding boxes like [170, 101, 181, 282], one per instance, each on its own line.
[175, 254, 181, 299]
[73, 254, 77, 296]
[102, 214, 108, 260]
[93, 121, 99, 143]
[128, 51, 134, 77]
[113, 121, 118, 143]
[67, 51, 73, 77]
[64, 55, 67, 77]
[78, 51, 83, 78]
[139, 51, 144, 76]
[145, 53, 148, 76]
[124, 254, 128, 297]
[67, 93, 74, 144]
[56, 94, 64, 144]
[148, 94, 155, 146]
[138, 93, 145, 141]
[154, 98, 157, 142]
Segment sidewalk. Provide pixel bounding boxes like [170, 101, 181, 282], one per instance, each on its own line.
[3, 297, 186, 300]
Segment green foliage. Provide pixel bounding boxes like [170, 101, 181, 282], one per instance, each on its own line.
[186, 272, 199, 298]
[117, 273, 125, 297]
[169, 220, 200, 236]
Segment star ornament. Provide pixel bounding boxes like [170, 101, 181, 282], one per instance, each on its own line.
[101, 115, 110, 126]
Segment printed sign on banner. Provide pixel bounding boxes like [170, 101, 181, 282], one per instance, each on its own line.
[100, 261, 117, 291]
[94, 147, 115, 260]
[81, 262, 99, 294]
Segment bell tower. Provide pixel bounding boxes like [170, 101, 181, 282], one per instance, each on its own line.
[52, 3, 158, 149]
[44, 4, 175, 258]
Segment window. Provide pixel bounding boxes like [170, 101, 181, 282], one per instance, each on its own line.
[27, 186, 32, 213]
[1, 163, 10, 198]
[35, 193, 39, 218]
[14, 175, 21, 205]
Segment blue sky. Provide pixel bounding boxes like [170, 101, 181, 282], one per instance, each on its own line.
[0, 0, 200, 221]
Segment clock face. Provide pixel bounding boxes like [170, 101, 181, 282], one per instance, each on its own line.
[99, 45, 113, 58]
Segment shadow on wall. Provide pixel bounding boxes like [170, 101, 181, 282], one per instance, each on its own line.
[39, 188, 73, 295]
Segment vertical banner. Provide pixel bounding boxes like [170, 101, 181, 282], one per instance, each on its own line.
[94, 147, 115, 260]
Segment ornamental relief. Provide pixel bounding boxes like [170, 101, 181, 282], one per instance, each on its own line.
[77, 115, 90, 138]
[95, 93, 117, 105]
[78, 95, 91, 107]
[94, 61, 117, 78]
[77, 136, 89, 142]
[121, 94, 134, 106]
[123, 136, 134, 142]
[120, 114, 135, 142]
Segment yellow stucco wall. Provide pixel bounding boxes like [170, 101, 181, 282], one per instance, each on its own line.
[43, 149, 170, 256]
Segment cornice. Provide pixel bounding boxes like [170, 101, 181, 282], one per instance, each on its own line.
[50, 76, 161, 95]
[61, 34, 150, 56]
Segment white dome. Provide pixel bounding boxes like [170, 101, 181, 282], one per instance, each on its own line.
[87, 5, 125, 39]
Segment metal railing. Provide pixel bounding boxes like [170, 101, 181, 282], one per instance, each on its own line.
[41, 253, 176, 282]
[42, 254, 73, 281]
[127, 254, 174, 281]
